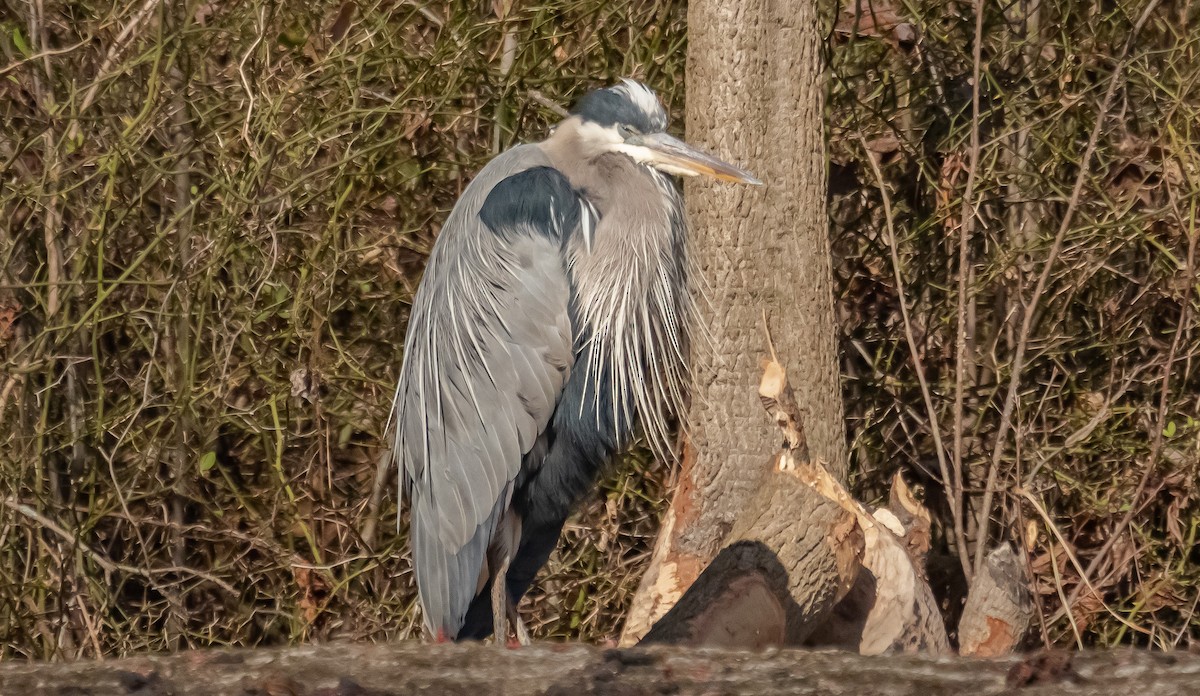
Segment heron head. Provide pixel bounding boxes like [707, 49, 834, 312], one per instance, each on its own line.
[564, 79, 762, 185]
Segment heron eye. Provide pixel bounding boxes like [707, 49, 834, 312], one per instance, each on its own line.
[619, 124, 641, 138]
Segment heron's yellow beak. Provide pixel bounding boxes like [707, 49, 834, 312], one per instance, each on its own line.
[632, 132, 762, 185]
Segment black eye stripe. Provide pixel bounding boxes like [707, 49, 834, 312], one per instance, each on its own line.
[569, 85, 667, 134]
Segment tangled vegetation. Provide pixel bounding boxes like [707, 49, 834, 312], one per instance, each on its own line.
[0, 0, 1195, 659]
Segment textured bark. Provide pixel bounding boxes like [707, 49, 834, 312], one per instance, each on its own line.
[639, 472, 862, 647]
[4, 642, 1200, 696]
[959, 544, 1034, 657]
[623, 0, 847, 644]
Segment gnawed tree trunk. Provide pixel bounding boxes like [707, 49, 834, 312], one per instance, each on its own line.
[797, 458, 950, 654]
[5, 642, 1199, 696]
[623, 0, 847, 644]
[958, 544, 1034, 656]
[639, 482, 862, 647]
[641, 359, 947, 653]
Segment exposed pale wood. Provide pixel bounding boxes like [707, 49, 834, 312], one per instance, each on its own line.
[3, 642, 1199, 695]
[758, 356, 810, 461]
[639, 357, 861, 648]
[959, 544, 1034, 656]
[885, 471, 932, 571]
[798, 464, 950, 655]
[640, 480, 862, 647]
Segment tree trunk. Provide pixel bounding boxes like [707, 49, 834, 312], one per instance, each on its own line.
[639, 478, 862, 648]
[5, 642, 1198, 696]
[623, 0, 847, 644]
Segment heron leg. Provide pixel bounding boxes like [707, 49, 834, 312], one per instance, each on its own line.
[488, 510, 529, 646]
[491, 554, 511, 644]
[508, 599, 531, 646]
[489, 556, 530, 646]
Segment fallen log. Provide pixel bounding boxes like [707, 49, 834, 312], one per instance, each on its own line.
[2, 642, 1199, 696]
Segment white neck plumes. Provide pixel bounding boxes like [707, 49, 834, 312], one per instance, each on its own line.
[566, 165, 694, 459]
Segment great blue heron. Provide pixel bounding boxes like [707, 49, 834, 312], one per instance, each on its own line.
[391, 79, 759, 643]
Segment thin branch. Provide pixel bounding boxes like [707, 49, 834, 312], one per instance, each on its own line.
[66, 0, 164, 142]
[858, 135, 955, 554]
[0, 497, 236, 595]
[1015, 488, 1150, 641]
[528, 90, 570, 119]
[952, 0, 985, 582]
[492, 0, 520, 154]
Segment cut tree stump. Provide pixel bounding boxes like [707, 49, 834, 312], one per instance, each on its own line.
[959, 543, 1034, 656]
[3, 642, 1199, 696]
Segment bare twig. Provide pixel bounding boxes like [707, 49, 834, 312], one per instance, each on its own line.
[402, 0, 445, 27]
[492, 0, 521, 154]
[1015, 488, 1150, 642]
[361, 450, 394, 548]
[237, 7, 267, 152]
[0, 497, 236, 595]
[1057, 178, 1198, 619]
[950, 0, 985, 582]
[528, 90, 570, 119]
[66, 0, 164, 142]
[858, 135, 955, 567]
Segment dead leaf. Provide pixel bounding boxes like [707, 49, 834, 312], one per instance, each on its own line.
[835, 0, 918, 48]
[1166, 496, 1186, 545]
[552, 36, 569, 64]
[290, 367, 320, 402]
[302, 2, 358, 62]
[1071, 587, 1106, 633]
[492, 0, 516, 20]
[328, 2, 356, 43]
[0, 301, 18, 345]
[294, 566, 330, 624]
[194, 2, 217, 26]
[936, 153, 965, 232]
[864, 132, 902, 157]
[1024, 519, 1038, 553]
[1141, 582, 1187, 614]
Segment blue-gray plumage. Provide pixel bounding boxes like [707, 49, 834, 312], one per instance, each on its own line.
[390, 79, 760, 642]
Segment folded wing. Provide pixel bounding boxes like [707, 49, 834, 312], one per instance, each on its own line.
[392, 149, 584, 638]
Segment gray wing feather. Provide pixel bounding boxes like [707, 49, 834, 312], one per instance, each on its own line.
[391, 145, 576, 637]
